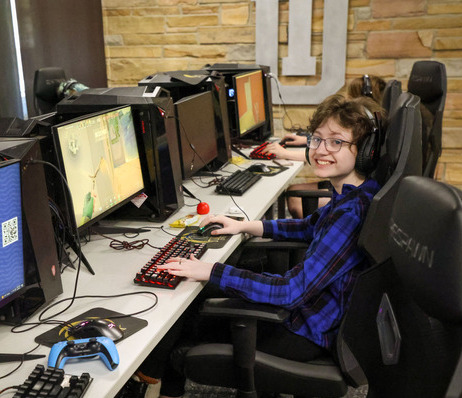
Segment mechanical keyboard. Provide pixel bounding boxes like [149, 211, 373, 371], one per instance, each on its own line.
[215, 169, 262, 196]
[13, 364, 92, 397]
[134, 237, 208, 289]
[250, 141, 275, 159]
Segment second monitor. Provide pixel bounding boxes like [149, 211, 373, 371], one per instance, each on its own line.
[174, 91, 218, 179]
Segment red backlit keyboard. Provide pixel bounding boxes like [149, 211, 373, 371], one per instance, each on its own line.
[249, 141, 275, 160]
[134, 237, 208, 289]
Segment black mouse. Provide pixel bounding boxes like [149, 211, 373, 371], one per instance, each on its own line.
[197, 222, 224, 237]
[248, 163, 271, 173]
[67, 318, 124, 342]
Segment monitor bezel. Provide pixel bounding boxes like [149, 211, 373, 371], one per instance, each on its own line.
[52, 105, 145, 233]
[232, 69, 267, 138]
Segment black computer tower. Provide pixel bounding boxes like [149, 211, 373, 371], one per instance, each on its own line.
[139, 70, 232, 169]
[0, 137, 63, 324]
[56, 87, 184, 221]
[203, 64, 274, 144]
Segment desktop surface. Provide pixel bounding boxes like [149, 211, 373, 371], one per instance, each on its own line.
[0, 156, 304, 397]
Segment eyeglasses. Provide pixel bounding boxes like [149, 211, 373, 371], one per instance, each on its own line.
[307, 135, 356, 152]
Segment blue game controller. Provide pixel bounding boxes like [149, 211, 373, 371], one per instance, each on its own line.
[48, 337, 119, 370]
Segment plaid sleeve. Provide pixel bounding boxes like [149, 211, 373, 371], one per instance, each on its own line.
[209, 203, 364, 308]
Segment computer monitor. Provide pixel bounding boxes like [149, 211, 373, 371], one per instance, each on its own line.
[233, 69, 267, 138]
[52, 106, 145, 231]
[0, 160, 26, 311]
[138, 70, 232, 169]
[203, 63, 274, 143]
[55, 87, 185, 222]
[174, 91, 219, 179]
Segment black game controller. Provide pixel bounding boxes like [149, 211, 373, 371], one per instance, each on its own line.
[48, 337, 119, 371]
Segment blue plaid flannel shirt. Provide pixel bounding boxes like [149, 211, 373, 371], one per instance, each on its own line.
[209, 178, 381, 348]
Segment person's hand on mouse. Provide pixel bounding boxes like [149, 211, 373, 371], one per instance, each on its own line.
[159, 255, 214, 282]
[281, 133, 308, 146]
[200, 215, 264, 237]
[199, 215, 242, 236]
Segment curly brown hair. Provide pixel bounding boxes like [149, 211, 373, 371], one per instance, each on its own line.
[308, 94, 385, 149]
[347, 75, 387, 104]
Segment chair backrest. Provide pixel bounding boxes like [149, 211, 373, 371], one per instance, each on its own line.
[381, 79, 402, 114]
[358, 92, 422, 265]
[407, 60, 447, 177]
[339, 176, 462, 397]
[33, 67, 67, 115]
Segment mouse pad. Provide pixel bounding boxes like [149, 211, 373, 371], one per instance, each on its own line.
[178, 226, 232, 249]
[251, 166, 287, 176]
[35, 307, 148, 347]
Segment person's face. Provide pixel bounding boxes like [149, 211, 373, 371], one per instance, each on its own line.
[308, 117, 363, 191]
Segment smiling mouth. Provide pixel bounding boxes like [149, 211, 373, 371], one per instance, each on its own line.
[316, 159, 333, 165]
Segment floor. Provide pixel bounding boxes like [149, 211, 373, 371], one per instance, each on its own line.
[144, 380, 368, 398]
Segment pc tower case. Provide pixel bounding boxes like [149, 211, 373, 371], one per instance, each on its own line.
[0, 137, 63, 324]
[202, 64, 274, 144]
[56, 87, 184, 221]
[138, 70, 232, 169]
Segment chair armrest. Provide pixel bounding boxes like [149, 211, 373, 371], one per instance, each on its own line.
[242, 237, 309, 250]
[200, 298, 290, 323]
[285, 190, 333, 198]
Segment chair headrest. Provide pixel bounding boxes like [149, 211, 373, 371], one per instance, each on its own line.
[389, 176, 462, 323]
[407, 61, 446, 104]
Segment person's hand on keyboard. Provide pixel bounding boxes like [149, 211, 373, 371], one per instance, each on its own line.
[160, 255, 215, 281]
[263, 142, 289, 158]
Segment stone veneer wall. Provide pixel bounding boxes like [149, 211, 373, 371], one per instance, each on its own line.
[102, 0, 462, 189]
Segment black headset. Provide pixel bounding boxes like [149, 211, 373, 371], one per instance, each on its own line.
[305, 107, 382, 176]
[362, 74, 373, 98]
[354, 107, 382, 175]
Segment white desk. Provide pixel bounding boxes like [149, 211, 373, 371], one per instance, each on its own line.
[0, 158, 304, 397]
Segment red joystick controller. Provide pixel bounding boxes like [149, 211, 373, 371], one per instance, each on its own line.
[197, 202, 210, 215]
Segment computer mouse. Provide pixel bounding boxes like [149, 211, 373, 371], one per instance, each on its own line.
[248, 163, 271, 173]
[67, 318, 124, 342]
[197, 222, 224, 237]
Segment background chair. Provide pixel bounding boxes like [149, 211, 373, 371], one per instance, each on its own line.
[182, 92, 423, 398]
[407, 60, 447, 178]
[381, 79, 402, 114]
[340, 175, 462, 398]
[33, 67, 89, 115]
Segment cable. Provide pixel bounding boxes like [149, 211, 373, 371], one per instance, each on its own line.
[0, 344, 42, 380]
[267, 73, 295, 130]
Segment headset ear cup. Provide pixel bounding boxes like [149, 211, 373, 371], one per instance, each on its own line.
[355, 133, 378, 175]
[305, 146, 311, 165]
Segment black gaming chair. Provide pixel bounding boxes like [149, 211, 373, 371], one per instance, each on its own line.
[381, 79, 402, 114]
[33, 67, 67, 115]
[182, 92, 423, 398]
[339, 175, 462, 398]
[407, 60, 447, 178]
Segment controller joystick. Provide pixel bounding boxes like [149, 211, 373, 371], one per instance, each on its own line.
[48, 336, 119, 371]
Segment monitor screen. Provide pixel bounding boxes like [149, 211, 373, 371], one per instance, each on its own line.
[53, 106, 144, 230]
[0, 160, 26, 310]
[233, 70, 267, 137]
[174, 91, 218, 179]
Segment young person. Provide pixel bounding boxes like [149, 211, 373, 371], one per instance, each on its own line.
[264, 75, 387, 218]
[129, 94, 384, 398]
